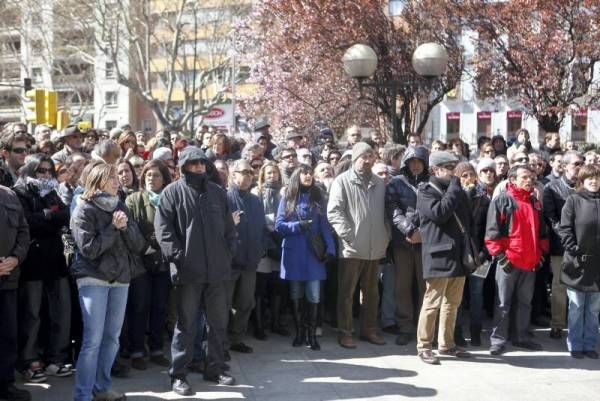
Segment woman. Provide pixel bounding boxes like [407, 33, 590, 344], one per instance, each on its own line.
[252, 162, 289, 339]
[70, 163, 145, 401]
[558, 164, 600, 359]
[206, 132, 234, 161]
[275, 164, 335, 350]
[507, 128, 532, 162]
[124, 160, 172, 370]
[116, 159, 139, 202]
[13, 154, 72, 382]
[117, 131, 137, 161]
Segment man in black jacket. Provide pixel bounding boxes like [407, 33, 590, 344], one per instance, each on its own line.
[415, 151, 471, 365]
[155, 146, 237, 395]
[0, 170, 31, 401]
[543, 151, 583, 339]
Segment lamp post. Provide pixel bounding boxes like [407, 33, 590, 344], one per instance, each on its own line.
[342, 42, 449, 143]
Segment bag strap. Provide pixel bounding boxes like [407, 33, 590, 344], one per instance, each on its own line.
[427, 181, 467, 234]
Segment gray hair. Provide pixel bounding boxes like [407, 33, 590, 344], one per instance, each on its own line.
[561, 150, 583, 165]
[93, 139, 120, 158]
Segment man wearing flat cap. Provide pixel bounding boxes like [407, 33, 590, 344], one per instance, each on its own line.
[52, 125, 84, 165]
[155, 146, 237, 394]
[328, 142, 390, 349]
[415, 151, 472, 365]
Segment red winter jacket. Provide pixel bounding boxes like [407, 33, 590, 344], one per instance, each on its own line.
[485, 183, 549, 271]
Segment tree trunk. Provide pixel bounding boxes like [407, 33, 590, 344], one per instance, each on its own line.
[537, 113, 561, 133]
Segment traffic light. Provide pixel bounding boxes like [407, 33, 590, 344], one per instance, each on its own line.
[44, 90, 57, 127]
[56, 111, 70, 131]
[24, 89, 45, 123]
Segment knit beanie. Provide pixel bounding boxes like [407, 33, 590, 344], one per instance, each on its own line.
[476, 158, 497, 174]
[352, 142, 374, 162]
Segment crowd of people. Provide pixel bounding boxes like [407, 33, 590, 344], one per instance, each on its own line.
[0, 119, 599, 401]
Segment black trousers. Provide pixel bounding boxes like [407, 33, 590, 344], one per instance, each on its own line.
[0, 289, 18, 389]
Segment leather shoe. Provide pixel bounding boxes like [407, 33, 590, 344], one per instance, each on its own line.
[131, 357, 147, 371]
[230, 342, 253, 353]
[489, 344, 506, 356]
[438, 347, 471, 358]
[171, 377, 193, 396]
[381, 325, 399, 335]
[571, 351, 584, 359]
[204, 372, 236, 386]
[584, 350, 599, 359]
[359, 333, 386, 345]
[395, 332, 413, 346]
[513, 340, 543, 351]
[549, 328, 562, 339]
[338, 335, 357, 349]
[418, 350, 440, 365]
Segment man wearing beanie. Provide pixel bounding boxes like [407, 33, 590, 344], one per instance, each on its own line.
[328, 142, 390, 349]
[155, 146, 237, 394]
[415, 151, 472, 364]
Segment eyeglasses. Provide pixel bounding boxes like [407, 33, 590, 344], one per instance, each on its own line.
[11, 147, 30, 154]
[480, 169, 495, 174]
[14, 130, 27, 135]
[570, 161, 583, 167]
[281, 154, 297, 160]
[36, 167, 51, 174]
[514, 157, 528, 163]
[440, 163, 457, 170]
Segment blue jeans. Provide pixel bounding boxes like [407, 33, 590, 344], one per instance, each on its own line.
[74, 285, 129, 401]
[289, 280, 320, 303]
[566, 289, 600, 352]
[379, 263, 396, 327]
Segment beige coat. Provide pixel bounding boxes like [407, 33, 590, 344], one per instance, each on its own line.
[327, 168, 390, 260]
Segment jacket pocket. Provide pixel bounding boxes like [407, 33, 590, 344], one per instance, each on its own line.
[428, 241, 454, 271]
[429, 242, 454, 253]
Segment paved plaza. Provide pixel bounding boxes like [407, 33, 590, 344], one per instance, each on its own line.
[23, 324, 600, 401]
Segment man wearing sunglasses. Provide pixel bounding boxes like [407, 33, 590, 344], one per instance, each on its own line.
[543, 151, 584, 340]
[0, 132, 30, 187]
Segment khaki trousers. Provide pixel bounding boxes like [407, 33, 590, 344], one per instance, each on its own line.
[337, 258, 380, 337]
[550, 256, 567, 329]
[416, 277, 465, 353]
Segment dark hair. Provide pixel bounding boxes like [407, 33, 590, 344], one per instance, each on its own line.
[0, 132, 29, 151]
[576, 164, 600, 190]
[507, 164, 534, 180]
[283, 164, 322, 216]
[116, 158, 140, 189]
[18, 153, 56, 180]
[139, 159, 171, 191]
[380, 144, 405, 165]
[477, 136, 491, 149]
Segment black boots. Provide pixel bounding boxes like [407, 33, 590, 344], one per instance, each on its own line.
[253, 297, 268, 341]
[291, 299, 306, 347]
[271, 295, 290, 336]
[470, 324, 482, 346]
[306, 302, 320, 351]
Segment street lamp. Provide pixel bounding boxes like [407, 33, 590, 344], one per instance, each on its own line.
[342, 42, 449, 143]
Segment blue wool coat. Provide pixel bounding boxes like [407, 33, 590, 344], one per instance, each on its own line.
[275, 192, 335, 281]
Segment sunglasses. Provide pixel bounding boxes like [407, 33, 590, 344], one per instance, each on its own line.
[570, 161, 583, 167]
[480, 168, 495, 174]
[36, 167, 51, 174]
[11, 147, 30, 154]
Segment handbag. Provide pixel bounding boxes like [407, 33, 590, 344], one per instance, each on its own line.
[296, 207, 327, 262]
[428, 182, 481, 274]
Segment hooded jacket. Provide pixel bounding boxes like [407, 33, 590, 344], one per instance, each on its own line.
[543, 175, 576, 255]
[0, 186, 29, 290]
[485, 183, 549, 271]
[385, 145, 429, 248]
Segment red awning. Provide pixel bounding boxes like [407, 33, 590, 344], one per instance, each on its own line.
[507, 110, 522, 119]
[477, 111, 492, 119]
[447, 112, 460, 120]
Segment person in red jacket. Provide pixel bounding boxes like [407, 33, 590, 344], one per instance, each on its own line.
[485, 165, 549, 355]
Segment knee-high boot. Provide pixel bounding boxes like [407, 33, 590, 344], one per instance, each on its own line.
[291, 299, 306, 347]
[307, 302, 321, 351]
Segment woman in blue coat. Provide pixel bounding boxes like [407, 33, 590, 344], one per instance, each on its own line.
[276, 164, 335, 350]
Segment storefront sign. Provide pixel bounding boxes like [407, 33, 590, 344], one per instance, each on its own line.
[507, 110, 522, 119]
[477, 111, 492, 119]
[447, 112, 461, 120]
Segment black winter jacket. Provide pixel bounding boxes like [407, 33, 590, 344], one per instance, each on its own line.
[227, 186, 266, 270]
[13, 183, 69, 281]
[0, 186, 29, 290]
[558, 190, 600, 292]
[70, 198, 146, 284]
[154, 174, 237, 284]
[416, 176, 471, 279]
[543, 175, 576, 255]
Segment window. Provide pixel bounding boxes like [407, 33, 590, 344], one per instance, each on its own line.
[477, 112, 492, 137]
[571, 109, 588, 142]
[32, 67, 43, 83]
[506, 111, 522, 139]
[105, 91, 118, 107]
[446, 112, 461, 140]
[105, 120, 117, 130]
[105, 62, 115, 79]
[389, 0, 405, 16]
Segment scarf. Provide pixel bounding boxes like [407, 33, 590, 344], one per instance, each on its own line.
[183, 170, 207, 192]
[147, 190, 161, 208]
[26, 176, 59, 197]
[261, 181, 281, 215]
[92, 191, 120, 212]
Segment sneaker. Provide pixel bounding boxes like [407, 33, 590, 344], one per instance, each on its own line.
[418, 350, 440, 365]
[0, 384, 31, 401]
[204, 372, 235, 386]
[171, 377, 193, 396]
[150, 354, 170, 367]
[92, 389, 126, 401]
[22, 361, 47, 383]
[489, 344, 506, 356]
[438, 347, 471, 358]
[45, 363, 73, 377]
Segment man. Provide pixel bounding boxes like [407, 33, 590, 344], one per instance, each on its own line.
[242, 143, 264, 164]
[0, 164, 31, 401]
[385, 145, 429, 346]
[381, 144, 406, 177]
[296, 147, 313, 166]
[285, 128, 306, 150]
[254, 116, 276, 159]
[543, 151, 583, 340]
[584, 150, 599, 166]
[226, 160, 266, 350]
[345, 125, 362, 148]
[0, 132, 30, 186]
[372, 161, 389, 183]
[407, 133, 422, 147]
[370, 129, 386, 148]
[253, 132, 271, 160]
[91, 140, 122, 165]
[539, 132, 561, 166]
[528, 152, 548, 185]
[328, 142, 389, 349]
[415, 151, 471, 365]
[494, 155, 510, 181]
[155, 146, 237, 395]
[33, 124, 52, 143]
[278, 147, 298, 185]
[52, 125, 84, 165]
[486, 165, 549, 355]
[545, 152, 564, 183]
